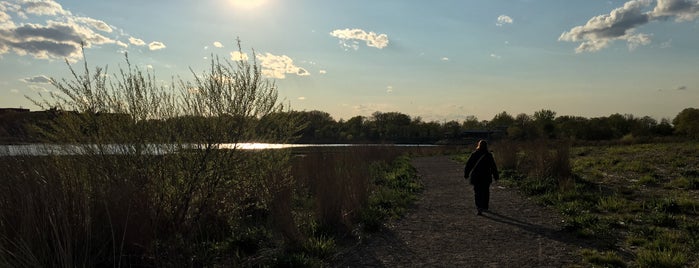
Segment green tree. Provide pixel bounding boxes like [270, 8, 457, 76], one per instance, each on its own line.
[673, 108, 699, 139]
[533, 109, 556, 138]
[489, 111, 515, 128]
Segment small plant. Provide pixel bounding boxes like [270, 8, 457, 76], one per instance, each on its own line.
[597, 195, 628, 213]
[637, 174, 659, 186]
[580, 249, 627, 268]
[635, 248, 687, 268]
[303, 235, 337, 259]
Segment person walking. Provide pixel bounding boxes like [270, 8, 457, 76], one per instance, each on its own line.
[464, 139, 499, 215]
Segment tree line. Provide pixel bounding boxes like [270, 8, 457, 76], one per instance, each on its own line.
[1, 107, 697, 144]
[263, 108, 697, 143]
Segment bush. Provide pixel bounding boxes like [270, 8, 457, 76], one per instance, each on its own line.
[1, 44, 301, 266]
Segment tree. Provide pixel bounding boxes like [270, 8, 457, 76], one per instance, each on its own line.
[489, 111, 515, 128]
[533, 109, 556, 138]
[673, 108, 699, 139]
[461, 115, 484, 130]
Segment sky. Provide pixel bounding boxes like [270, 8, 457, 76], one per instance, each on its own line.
[1, 0, 698, 122]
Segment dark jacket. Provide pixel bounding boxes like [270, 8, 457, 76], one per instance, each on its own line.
[464, 149, 499, 185]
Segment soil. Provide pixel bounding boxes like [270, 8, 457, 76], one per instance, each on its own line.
[331, 155, 595, 267]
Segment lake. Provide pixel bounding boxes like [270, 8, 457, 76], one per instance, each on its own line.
[0, 143, 438, 156]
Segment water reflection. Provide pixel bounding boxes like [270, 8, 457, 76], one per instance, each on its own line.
[0, 143, 436, 156]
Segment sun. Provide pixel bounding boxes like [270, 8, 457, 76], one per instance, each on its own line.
[229, 0, 268, 9]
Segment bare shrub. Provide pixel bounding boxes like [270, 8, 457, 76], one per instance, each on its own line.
[494, 140, 573, 192]
[1, 43, 300, 266]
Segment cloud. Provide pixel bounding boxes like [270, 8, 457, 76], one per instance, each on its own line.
[330, 28, 389, 49]
[496, 15, 513, 26]
[22, 0, 68, 16]
[0, 0, 163, 61]
[74, 17, 112, 33]
[10, 89, 19, 93]
[148, 41, 166, 51]
[441, 57, 449, 61]
[560, 0, 699, 53]
[386, 86, 393, 93]
[129, 37, 145, 46]
[21, 75, 51, 84]
[490, 53, 502, 59]
[351, 103, 397, 116]
[230, 51, 248, 61]
[256, 53, 309, 79]
[297, 96, 306, 100]
[653, 0, 699, 21]
[28, 84, 48, 92]
[319, 69, 327, 74]
[116, 40, 127, 48]
[213, 41, 223, 48]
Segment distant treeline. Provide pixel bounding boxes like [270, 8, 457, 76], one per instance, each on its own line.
[1, 107, 698, 144]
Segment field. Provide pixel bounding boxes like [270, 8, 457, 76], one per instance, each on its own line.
[496, 141, 699, 267]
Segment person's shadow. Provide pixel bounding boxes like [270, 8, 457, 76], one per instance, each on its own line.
[481, 211, 591, 248]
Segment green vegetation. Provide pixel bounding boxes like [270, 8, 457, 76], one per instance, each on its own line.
[491, 141, 699, 267]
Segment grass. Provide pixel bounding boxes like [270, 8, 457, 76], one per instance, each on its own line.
[483, 140, 699, 267]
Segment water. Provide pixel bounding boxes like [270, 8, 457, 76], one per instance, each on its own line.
[0, 143, 437, 156]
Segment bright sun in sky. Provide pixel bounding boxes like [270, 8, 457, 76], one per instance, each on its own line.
[229, 0, 268, 9]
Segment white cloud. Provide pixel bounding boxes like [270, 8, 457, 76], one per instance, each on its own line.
[21, 75, 51, 83]
[28, 85, 48, 92]
[652, 0, 699, 21]
[256, 53, 309, 79]
[496, 15, 513, 26]
[116, 40, 127, 48]
[441, 57, 449, 61]
[386, 86, 393, 93]
[297, 96, 306, 100]
[22, 0, 68, 16]
[129, 37, 145, 46]
[351, 103, 397, 116]
[74, 17, 112, 33]
[0, 19, 115, 61]
[0, 0, 160, 61]
[319, 69, 327, 74]
[627, 33, 652, 50]
[490, 53, 502, 59]
[213, 41, 223, 48]
[330, 28, 389, 49]
[560, 0, 699, 53]
[10, 89, 19, 93]
[230, 51, 248, 61]
[148, 41, 166, 51]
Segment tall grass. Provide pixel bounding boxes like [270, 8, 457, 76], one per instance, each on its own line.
[1, 44, 301, 266]
[491, 140, 573, 192]
[291, 146, 404, 232]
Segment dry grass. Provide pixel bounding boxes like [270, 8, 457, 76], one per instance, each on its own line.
[291, 146, 403, 232]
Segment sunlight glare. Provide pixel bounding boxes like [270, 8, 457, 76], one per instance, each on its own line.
[230, 0, 268, 10]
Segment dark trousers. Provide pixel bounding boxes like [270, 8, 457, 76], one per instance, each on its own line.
[473, 183, 491, 210]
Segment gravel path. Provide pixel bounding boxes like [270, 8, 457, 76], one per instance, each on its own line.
[332, 155, 593, 267]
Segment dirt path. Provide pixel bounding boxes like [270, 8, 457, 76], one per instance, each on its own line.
[332, 155, 592, 267]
